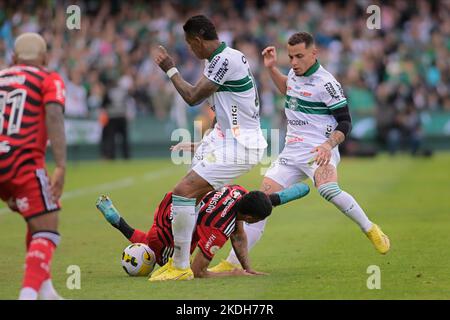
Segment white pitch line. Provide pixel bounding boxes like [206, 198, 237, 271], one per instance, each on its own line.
[0, 167, 179, 216]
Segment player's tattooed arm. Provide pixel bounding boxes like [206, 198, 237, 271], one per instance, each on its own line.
[230, 221, 251, 271]
[230, 222, 268, 276]
[170, 75, 219, 106]
[154, 45, 219, 105]
[45, 102, 66, 201]
[324, 130, 345, 149]
[311, 130, 345, 167]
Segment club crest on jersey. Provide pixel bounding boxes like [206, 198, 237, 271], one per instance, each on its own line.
[231, 190, 241, 199]
[288, 99, 297, 111]
[210, 245, 220, 255]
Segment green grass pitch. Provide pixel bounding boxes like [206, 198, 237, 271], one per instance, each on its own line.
[1, 154, 449, 299]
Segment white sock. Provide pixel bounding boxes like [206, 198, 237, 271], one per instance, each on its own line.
[318, 182, 373, 232]
[39, 279, 62, 300]
[18, 287, 38, 300]
[226, 218, 267, 266]
[171, 195, 197, 269]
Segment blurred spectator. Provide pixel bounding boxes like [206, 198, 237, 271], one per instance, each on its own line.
[100, 77, 134, 160]
[0, 0, 448, 153]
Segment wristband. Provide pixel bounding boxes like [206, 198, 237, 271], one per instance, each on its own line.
[166, 67, 179, 78]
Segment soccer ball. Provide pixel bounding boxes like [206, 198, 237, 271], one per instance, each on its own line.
[121, 243, 156, 276]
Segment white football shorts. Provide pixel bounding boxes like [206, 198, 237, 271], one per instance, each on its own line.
[191, 128, 265, 190]
[264, 141, 340, 188]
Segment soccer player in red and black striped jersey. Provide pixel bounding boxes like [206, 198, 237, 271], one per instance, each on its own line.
[96, 182, 308, 279]
[0, 33, 66, 299]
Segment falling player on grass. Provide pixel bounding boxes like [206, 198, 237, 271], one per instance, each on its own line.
[96, 183, 308, 279]
[210, 32, 390, 273]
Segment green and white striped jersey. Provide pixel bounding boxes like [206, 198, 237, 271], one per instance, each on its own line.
[284, 60, 348, 146]
[203, 42, 267, 149]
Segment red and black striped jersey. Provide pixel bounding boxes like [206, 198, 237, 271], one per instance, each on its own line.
[146, 185, 248, 265]
[195, 185, 248, 260]
[0, 64, 65, 183]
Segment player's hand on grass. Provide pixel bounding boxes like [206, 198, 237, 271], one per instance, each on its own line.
[310, 142, 332, 166]
[231, 268, 268, 276]
[262, 46, 278, 68]
[154, 45, 175, 72]
[244, 269, 269, 276]
[50, 167, 65, 202]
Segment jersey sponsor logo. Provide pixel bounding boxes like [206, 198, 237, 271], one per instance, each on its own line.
[0, 75, 26, 86]
[213, 58, 229, 83]
[231, 105, 238, 125]
[303, 76, 317, 87]
[206, 189, 226, 213]
[324, 82, 341, 100]
[286, 136, 304, 144]
[220, 197, 236, 217]
[299, 91, 312, 97]
[208, 56, 221, 74]
[204, 233, 217, 252]
[287, 119, 309, 126]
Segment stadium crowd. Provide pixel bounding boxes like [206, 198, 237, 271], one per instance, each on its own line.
[0, 0, 449, 153]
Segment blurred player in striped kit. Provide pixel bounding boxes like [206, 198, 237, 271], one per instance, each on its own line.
[0, 33, 66, 299]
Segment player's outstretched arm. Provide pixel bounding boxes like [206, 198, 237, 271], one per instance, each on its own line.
[262, 46, 288, 95]
[45, 102, 66, 202]
[154, 45, 219, 106]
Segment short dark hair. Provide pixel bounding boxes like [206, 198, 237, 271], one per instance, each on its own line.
[237, 191, 272, 220]
[183, 15, 218, 40]
[288, 32, 315, 47]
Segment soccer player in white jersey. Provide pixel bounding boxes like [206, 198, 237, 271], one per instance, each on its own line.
[151, 15, 268, 281]
[210, 32, 390, 272]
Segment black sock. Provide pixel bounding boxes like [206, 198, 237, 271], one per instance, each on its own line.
[269, 193, 281, 207]
[112, 217, 135, 239]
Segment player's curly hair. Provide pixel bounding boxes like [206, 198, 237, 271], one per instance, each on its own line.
[237, 191, 272, 221]
[183, 15, 219, 40]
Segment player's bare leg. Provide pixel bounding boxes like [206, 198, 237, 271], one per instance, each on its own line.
[314, 164, 390, 254]
[19, 212, 62, 300]
[150, 170, 213, 281]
